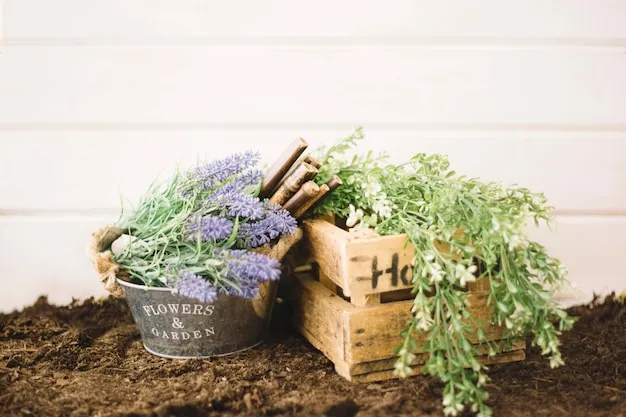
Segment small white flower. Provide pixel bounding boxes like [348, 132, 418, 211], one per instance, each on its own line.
[507, 233, 526, 250]
[417, 320, 432, 332]
[428, 262, 444, 283]
[364, 179, 382, 197]
[458, 264, 478, 287]
[444, 406, 459, 417]
[430, 268, 443, 283]
[491, 217, 500, 231]
[373, 199, 392, 218]
[549, 354, 564, 369]
[478, 374, 487, 387]
[414, 310, 434, 331]
[346, 204, 364, 227]
[549, 339, 559, 351]
[511, 300, 528, 320]
[393, 355, 415, 377]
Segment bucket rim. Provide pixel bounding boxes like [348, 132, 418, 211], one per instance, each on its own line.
[116, 278, 173, 292]
[116, 278, 276, 303]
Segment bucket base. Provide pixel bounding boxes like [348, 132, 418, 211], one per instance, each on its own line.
[142, 340, 264, 360]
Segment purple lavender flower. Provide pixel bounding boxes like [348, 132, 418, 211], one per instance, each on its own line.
[238, 169, 263, 189]
[222, 192, 266, 220]
[215, 249, 281, 299]
[177, 270, 218, 303]
[186, 215, 233, 242]
[263, 200, 285, 213]
[225, 250, 281, 282]
[204, 170, 262, 204]
[191, 151, 260, 190]
[231, 280, 261, 299]
[237, 205, 297, 248]
[237, 222, 271, 247]
[264, 202, 298, 232]
[217, 278, 261, 299]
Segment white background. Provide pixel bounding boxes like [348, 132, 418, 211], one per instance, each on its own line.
[1, 1, 625, 312]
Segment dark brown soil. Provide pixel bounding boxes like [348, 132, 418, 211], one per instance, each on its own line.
[1, 294, 624, 417]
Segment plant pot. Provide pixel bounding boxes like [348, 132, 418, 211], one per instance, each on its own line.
[91, 225, 303, 358]
[118, 278, 278, 358]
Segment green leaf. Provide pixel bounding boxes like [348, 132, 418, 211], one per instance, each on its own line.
[223, 217, 240, 249]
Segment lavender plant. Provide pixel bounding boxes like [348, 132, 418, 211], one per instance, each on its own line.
[312, 128, 575, 417]
[112, 151, 297, 302]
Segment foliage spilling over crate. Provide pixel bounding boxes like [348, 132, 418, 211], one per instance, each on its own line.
[291, 219, 526, 383]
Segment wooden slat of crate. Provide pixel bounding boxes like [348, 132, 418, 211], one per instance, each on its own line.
[335, 349, 526, 383]
[344, 339, 525, 377]
[292, 273, 524, 382]
[304, 219, 414, 299]
[291, 272, 354, 363]
[344, 234, 415, 299]
[303, 219, 463, 306]
[303, 219, 350, 290]
[346, 290, 506, 363]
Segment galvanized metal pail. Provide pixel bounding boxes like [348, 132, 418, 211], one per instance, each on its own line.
[118, 279, 278, 358]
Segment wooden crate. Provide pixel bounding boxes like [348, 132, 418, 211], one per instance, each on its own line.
[291, 219, 525, 382]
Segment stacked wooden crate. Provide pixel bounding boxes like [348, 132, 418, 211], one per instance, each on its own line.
[291, 219, 526, 383]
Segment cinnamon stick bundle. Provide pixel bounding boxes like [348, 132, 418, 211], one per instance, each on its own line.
[259, 138, 308, 198]
[283, 181, 320, 215]
[293, 183, 329, 218]
[273, 155, 322, 193]
[302, 175, 342, 216]
[302, 155, 322, 169]
[269, 162, 318, 206]
[325, 175, 343, 192]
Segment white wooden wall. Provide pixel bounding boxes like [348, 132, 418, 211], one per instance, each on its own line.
[1, 1, 625, 312]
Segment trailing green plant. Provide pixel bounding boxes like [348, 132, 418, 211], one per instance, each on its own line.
[312, 128, 575, 417]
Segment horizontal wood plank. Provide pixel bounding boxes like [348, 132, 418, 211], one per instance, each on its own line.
[528, 215, 626, 304]
[5, 0, 626, 42]
[1, 131, 625, 212]
[0, 215, 112, 313]
[1, 47, 625, 127]
[345, 340, 526, 377]
[338, 349, 526, 383]
[0, 214, 623, 312]
[345, 292, 504, 363]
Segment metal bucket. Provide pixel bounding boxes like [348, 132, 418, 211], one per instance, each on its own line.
[118, 279, 278, 358]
